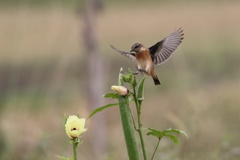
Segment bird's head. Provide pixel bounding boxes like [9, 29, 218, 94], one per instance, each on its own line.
[130, 43, 145, 53]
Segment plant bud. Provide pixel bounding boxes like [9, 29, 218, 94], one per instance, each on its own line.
[111, 85, 129, 96]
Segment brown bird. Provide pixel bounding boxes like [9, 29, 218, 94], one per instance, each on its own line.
[111, 28, 184, 85]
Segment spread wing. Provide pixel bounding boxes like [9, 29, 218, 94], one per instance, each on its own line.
[149, 28, 184, 65]
[110, 45, 136, 62]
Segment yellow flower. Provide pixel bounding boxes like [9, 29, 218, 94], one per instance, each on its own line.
[111, 85, 129, 96]
[65, 115, 87, 139]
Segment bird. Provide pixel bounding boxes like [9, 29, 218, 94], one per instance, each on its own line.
[111, 28, 184, 85]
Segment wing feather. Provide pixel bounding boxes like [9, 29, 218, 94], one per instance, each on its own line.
[110, 45, 136, 62]
[149, 28, 184, 65]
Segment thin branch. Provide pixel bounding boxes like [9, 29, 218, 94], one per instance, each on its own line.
[151, 138, 161, 160]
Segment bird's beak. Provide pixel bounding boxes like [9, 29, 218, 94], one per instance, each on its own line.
[130, 49, 133, 52]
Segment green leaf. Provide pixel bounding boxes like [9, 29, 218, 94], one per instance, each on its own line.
[88, 103, 118, 118]
[147, 128, 164, 138]
[137, 77, 145, 101]
[165, 134, 179, 144]
[104, 93, 120, 99]
[147, 128, 187, 144]
[162, 128, 188, 138]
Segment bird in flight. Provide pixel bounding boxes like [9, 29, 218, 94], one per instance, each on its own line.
[111, 28, 184, 85]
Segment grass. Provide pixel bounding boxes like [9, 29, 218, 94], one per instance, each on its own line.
[0, 1, 240, 160]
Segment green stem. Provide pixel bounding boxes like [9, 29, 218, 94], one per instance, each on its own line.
[118, 68, 139, 160]
[72, 138, 78, 160]
[136, 103, 147, 160]
[151, 138, 161, 160]
[119, 96, 140, 160]
[132, 86, 139, 110]
[128, 102, 137, 131]
[132, 85, 147, 160]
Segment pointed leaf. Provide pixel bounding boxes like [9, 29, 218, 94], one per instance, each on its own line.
[147, 131, 161, 137]
[137, 77, 145, 101]
[88, 103, 118, 118]
[104, 93, 120, 99]
[147, 128, 165, 138]
[163, 128, 188, 138]
[165, 134, 179, 144]
[147, 128, 187, 144]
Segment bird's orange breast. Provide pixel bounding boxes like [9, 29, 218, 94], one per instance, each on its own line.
[136, 49, 154, 75]
[136, 50, 152, 61]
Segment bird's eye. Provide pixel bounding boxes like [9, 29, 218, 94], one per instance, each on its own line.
[134, 45, 139, 49]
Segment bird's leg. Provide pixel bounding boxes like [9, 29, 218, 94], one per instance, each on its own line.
[133, 72, 139, 75]
[141, 69, 148, 74]
[133, 66, 144, 75]
[133, 66, 139, 75]
[139, 69, 144, 75]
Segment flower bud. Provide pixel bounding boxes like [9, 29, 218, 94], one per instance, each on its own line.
[111, 85, 129, 96]
[65, 115, 87, 139]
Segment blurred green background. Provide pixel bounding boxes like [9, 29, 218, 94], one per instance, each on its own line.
[0, 0, 240, 160]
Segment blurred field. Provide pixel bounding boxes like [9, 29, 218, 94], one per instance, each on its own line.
[0, 1, 240, 160]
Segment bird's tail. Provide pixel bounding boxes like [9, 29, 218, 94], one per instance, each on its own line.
[151, 72, 161, 85]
